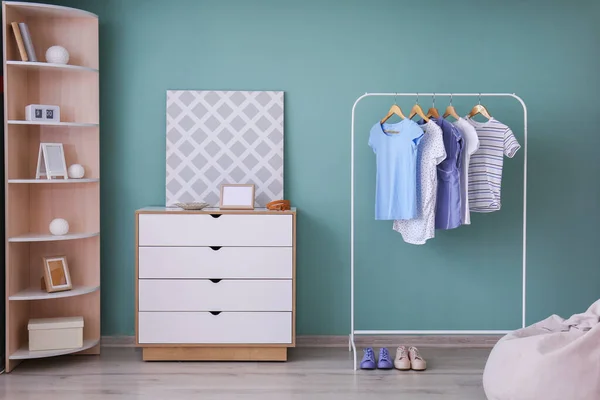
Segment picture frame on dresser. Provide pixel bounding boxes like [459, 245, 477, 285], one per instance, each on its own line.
[135, 206, 297, 362]
[219, 184, 255, 210]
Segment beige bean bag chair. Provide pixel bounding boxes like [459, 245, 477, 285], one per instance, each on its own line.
[483, 299, 600, 400]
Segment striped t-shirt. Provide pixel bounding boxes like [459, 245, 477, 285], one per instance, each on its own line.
[466, 117, 520, 212]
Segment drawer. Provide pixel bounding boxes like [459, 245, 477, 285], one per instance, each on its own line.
[138, 214, 292, 246]
[138, 279, 292, 312]
[139, 247, 292, 279]
[138, 312, 292, 344]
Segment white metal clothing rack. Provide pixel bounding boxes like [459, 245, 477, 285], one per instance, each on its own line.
[349, 92, 528, 370]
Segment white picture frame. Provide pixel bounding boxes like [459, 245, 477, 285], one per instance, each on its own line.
[36, 143, 68, 180]
[219, 184, 255, 210]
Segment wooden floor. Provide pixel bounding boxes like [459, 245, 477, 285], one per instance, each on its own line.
[0, 347, 491, 399]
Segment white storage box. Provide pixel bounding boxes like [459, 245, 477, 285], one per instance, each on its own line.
[28, 316, 84, 351]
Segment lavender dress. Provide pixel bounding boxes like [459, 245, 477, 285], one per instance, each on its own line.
[422, 118, 463, 230]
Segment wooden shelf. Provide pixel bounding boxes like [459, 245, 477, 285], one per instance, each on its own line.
[8, 179, 99, 184]
[8, 232, 100, 243]
[8, 120, 98, 127]
[4, 0, 100, 373]
[9, 338, 100, 360]
[9, 285, 100, 301]
[4, 2, 97, 18]
[6, 61, 98, 73]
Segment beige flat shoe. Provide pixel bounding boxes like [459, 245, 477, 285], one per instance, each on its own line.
[408, 346, 427, 371]
[394, 345, 411, 370]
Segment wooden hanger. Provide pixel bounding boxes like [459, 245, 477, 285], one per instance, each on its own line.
[468, 93, 492, 120]
[443, 94, 461, 120]
[409, 94, 430, 122]
[426, 94, 440, 119]
[380, 94, 406, 129]
[380, 104, 405, 124]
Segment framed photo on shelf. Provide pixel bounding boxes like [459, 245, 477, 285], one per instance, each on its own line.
[42, 255, 72, 293]
[36, 143, 68, 180]
[219, 184, 255, 210]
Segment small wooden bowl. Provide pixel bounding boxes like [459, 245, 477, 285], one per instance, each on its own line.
[174, 202, 210, 210]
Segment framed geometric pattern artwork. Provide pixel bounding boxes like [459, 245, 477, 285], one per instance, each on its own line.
[166, 90, 284, 207]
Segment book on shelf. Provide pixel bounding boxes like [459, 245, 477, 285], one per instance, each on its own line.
[18, 22, 37, 62]
[10, 22, 28, 61]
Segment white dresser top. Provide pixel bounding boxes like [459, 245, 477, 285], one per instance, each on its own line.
[137, 206, 296, 215]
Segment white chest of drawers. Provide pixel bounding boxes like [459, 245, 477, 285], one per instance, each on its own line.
[135, 207, 296, 361]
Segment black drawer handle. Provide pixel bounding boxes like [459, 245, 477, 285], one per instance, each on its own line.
[209, 279, 222, 283]
[209, 246, 222, 251]
[209, 214, 222, 219]
[209, 311, 222, 316]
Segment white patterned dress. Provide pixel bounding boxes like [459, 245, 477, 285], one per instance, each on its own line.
[393, 120, 446, 245]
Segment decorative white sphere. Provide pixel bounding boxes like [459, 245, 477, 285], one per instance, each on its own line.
[45, 46, 70, 64]
[68, 164, 85, 179]
[49, 218, 69, 236]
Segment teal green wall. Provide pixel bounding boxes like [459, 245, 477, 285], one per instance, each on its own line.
[59, 0, 600, 335]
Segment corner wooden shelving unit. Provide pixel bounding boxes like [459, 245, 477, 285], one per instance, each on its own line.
[2, 1, 100, 372]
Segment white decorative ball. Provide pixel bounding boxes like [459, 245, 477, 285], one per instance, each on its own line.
[49, 218, 69, 236]
[45, 46, 70, 64]
[68, 164, 85, 179]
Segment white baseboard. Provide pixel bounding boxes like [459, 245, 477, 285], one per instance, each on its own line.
[296, 335, 500, 348]
[101, 335, 501, 348]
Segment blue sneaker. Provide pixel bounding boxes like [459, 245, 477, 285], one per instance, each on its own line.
[377, 347, 393, 369]
[360, 347, 376, 370]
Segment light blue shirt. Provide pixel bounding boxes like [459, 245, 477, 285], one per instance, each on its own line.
[368, 119, 424, 220]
